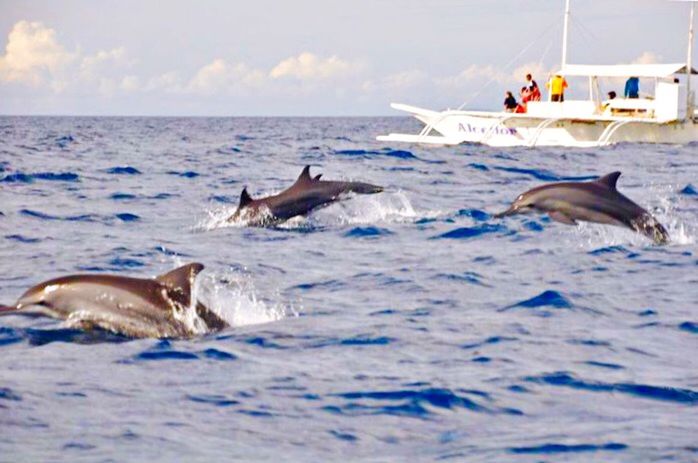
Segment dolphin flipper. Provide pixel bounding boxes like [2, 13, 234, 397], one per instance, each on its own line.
[548, 211, 577, 225]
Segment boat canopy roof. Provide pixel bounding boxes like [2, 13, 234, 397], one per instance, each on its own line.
[558, 63, 698, 78]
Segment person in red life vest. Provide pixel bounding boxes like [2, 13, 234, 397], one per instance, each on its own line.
[526, 73, 541, 101]
[517, 86, 531, 113]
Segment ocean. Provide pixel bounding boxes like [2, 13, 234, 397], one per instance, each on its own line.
[0, 116, 696, 462]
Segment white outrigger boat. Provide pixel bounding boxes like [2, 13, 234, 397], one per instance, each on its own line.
[377, 1, 698, 147]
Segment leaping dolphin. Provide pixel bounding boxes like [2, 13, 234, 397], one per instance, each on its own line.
[228, 165, 384, 226]
[0, 263, 228, 338]
[495, 171, 669, 244]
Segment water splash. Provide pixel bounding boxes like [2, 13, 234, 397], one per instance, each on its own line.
[306, 191, 439, 227]
[565, 184, 696, 248]
[195, 191, 440, 231]
[192, 267, 297, 328]
[194, 204, 274, 231]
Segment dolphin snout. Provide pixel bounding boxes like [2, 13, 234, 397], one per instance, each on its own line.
[350, 182, 384, 194]
[493, 205, 517, 218]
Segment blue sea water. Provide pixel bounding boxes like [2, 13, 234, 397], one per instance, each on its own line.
[0, 116, 696, 462]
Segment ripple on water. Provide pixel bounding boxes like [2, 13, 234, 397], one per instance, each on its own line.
[493, 166, 597, 182]
[135, 349, 199, 361]
[167, 170, 199, 178]
[324, 387, 521, 418]
[1, 172, 79, 183]
[333, 148, 418, 160]
[503, 290, 572, 311]
[525, 372, 698, 404]
[309, 335, 395, 348]
[434, 223, 506, 240]
[456, 208, 490, 221]
[343, 226, 393, 238]
[679, 321, 698, 334]
[20, 209, 100, 222]
[679, 184, 697, 195]
[22, 327, 130, 346]
[461, 335, 517, 350]
[115, 213, 140, 222]
[200, 348, 237, 360]
[0, 387, 22, 401]
[5, 234, 41, 243]
[509, 442, 628, 455]
[105, 166, 142, 175]
[109, 193, 138, 201]
[187, 394, 240, 407]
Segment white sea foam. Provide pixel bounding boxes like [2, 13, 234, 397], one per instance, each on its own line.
[156, 256, 297, 334]
[305, 190, 430, 226]
[195, 190, 441, 231]
[192, 267, 297, 329]
[193, 204, 275, 231]
[566, 184, 696, 249]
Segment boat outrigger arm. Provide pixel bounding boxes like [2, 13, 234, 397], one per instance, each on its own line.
[377, 1, 698, 147]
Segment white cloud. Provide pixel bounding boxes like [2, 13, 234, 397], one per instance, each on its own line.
[145, 71, 183, 93]
[361, 70, 428, 95]
[269, 52, 354, 80]
[120, 75, 140, 92]
[79, 47, 130, 79]
[631, 51, 661, 65]
[0, 20, 137, 97]
[186, 58, 266, 95]
[0, 20, 74, 85]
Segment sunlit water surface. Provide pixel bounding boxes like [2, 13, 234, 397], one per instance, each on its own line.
[0, 116, 696, 462]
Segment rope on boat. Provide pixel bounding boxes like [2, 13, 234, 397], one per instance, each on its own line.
[456, 17, 560, 111]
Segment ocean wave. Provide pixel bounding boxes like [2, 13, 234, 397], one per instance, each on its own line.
[1, 172, 79, 183]
[105, 166, 142, 175]
[334, 148, 418, 160]
[434, 223, 506, 240]
[525, 372, 698, 404]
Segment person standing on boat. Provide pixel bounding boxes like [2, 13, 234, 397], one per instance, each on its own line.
[526, 74, 541, 101]
[624, 77, 639, 98]
[546, 74, 568, 102]
[503, 91, 518, 112]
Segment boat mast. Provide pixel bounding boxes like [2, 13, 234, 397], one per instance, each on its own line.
[688, 1, 695, 120]
[561, 0, 571, 67]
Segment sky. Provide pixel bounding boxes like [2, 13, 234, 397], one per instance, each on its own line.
[0, 0, 694, 116]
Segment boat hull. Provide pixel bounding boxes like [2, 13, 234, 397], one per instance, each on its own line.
[377, 105, 698, 147]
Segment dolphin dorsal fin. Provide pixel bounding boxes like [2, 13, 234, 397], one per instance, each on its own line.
[295, 165, 313, 185]
[155, 263, 205, 301]
[239, 188, 253, 208]
[313, 174, 322, 181]
[595, 171, 621, 189]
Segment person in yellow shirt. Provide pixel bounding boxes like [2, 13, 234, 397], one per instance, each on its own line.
[546, 74, 568, 102]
